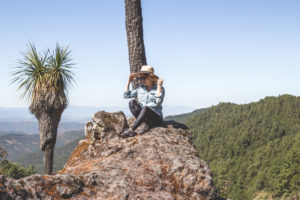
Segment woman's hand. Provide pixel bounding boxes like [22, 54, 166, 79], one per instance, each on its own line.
[157, 78, 164, 86]
[128, 73, 136, 82]
[126, 73, 136, 91]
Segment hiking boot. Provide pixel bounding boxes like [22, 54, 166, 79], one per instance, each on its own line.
[138, 123, 150, 135]
[121, 128, 137, 138]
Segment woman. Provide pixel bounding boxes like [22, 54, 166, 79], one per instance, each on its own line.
[122, 65, 165, 137]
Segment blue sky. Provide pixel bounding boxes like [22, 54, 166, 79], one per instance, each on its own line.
[0, 0, 299, 109]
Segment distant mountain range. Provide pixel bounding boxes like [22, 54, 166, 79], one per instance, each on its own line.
[0, 130, 84, 160]
[0, 105, 194, 134]
[0, 121, 84, 135]
[0, 105, 195, 123]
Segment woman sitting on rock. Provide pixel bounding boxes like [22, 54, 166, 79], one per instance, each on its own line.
[122, 65, 165, 137]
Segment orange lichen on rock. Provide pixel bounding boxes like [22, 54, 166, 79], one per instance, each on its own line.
[44, 184, 60, 198]
[60, 139, 90, 174]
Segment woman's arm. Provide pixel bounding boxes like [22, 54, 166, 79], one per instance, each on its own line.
[124, 73, 138, 99]
[125, 73, 136, 91]
[154, 78, 165, 104]
[157, 78, 164, 96]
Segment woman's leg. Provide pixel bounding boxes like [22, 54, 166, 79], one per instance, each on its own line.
[129, 99, 142, 118]
[131, 106, 163, 131]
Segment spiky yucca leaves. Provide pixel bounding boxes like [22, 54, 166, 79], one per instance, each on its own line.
[11, 43, 75, 174]
[47, 43, 75, 95]
[29, 44, 75, 119]
[11, 43, 49, 102]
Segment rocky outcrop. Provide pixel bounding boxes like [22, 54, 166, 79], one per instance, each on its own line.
[0, 111, 221, 200]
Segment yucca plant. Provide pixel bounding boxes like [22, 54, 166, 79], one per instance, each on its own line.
[11, 42, 75, 174]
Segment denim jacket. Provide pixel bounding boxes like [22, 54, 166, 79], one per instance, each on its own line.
[123, 84, 165, 118]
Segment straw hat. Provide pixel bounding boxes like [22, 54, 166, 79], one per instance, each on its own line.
[135, 65, 159, 80]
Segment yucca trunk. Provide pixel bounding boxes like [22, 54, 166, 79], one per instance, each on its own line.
[125, 0, 147, 88]
[30, 89, 67, 174]
[38, 111, 61, 174]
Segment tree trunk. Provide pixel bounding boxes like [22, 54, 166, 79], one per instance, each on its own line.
[44, 146, 54, 174]
[38, 111, 61, 174]
[125, 0, 147, 88]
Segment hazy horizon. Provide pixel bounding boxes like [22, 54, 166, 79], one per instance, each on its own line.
[0, 105, 197, 122]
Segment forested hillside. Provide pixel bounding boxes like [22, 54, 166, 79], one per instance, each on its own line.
[164, 108, 207, 123]
[0, 130, 84, 159]
[185, 95, 300, 199]
[14, 137, 83, 174]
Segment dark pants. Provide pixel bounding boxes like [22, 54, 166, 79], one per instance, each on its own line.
[129, 100, 163, 131]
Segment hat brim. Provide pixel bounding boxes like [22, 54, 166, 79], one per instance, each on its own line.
[134, 72, 159, 80]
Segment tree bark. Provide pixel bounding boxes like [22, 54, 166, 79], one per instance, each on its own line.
[125, 0, 147, 88]
[44, 146, 54, 174]
[38, 112, 60, 174]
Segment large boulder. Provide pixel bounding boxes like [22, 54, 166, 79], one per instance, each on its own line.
[0, 111, 221, 200]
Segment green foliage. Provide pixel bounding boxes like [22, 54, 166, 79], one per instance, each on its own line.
[11, 42, 49, 101]
[0, 146, 34, 179]
[10, 42, 75, 102]
[271, 144, 300, 198]
[0, 146, 7, 160]
[47, 43, 75, 94]
[185, 94, 300, 200]
[0, 160, 34, 179]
